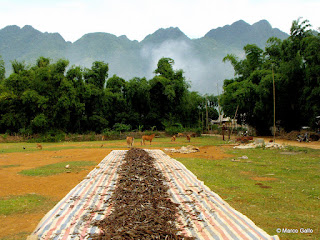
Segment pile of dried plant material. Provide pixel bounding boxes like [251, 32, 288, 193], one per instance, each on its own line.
[164, 145, 200, 154]
[93, 148, 195, 240]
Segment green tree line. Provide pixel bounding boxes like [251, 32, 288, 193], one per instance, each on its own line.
[0, 56, 218, 135]
[220, 19, 320, 135]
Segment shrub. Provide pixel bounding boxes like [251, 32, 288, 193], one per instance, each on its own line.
[165, 123, 184, 136]
[113, 123, 131, 133]
[31, 114, 48, 133]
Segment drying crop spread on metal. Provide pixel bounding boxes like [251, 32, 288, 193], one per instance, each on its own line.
[92, 148, 195, 240]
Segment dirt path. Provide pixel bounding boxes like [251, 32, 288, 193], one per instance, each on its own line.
[202, 134, 320, 149]
[261, 137, 320, 149]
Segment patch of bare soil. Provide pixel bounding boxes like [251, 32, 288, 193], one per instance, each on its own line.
[165, 145, 234, 160]
[0, 148, 110, 239]
[262, 137, 320, 149]
[250, 177, 278, 181]
[93, 148, 194, 240]
[204, 133, 320, 150]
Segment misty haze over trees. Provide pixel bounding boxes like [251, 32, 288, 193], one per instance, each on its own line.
[0, 19, 289, 95]
[0, 18, 319, 136]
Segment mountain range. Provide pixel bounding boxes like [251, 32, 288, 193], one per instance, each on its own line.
[0, 20, 289, 94]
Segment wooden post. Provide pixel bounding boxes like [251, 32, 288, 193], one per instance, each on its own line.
[222, 123, 226, 141]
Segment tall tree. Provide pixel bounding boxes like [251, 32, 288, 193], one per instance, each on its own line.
[221, 18, 320, 134]
[149, 58, 189, 128]
[84, 61, 109, 89]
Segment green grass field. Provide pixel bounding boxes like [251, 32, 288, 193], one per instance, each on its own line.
[0, 136, 319, 240]
[177, 143, 320, 240]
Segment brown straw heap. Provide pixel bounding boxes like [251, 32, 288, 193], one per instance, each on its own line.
[92, 148, 194, 240]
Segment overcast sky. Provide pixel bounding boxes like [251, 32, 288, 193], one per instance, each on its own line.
[0, 0, 319, 42]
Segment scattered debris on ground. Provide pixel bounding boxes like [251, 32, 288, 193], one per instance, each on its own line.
[164, 145, 200, 154]
[92, 148, 195, 240]
[235, 136, 254, 143]
[234, 142, 285, 149]
[231, 155, 252, 162]
[280, 130, 320, 141]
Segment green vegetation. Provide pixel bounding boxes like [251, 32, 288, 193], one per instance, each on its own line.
[0, 164, 20, 168]
[0, 194, 50, 215]
[19, 161, 96, 176]
[0, 56, 217, 137]
[177, 146, 320, 240]
[221, 18, 320, 134]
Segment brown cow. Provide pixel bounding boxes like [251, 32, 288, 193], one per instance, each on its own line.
[141, 134, 155, 145]
[36, 143, 42, 150]
[101, 135, 107, 141]
[186, 134, 191, 142]
[171, 135, 176, 142]
[126, 136, 134, 147]
[177, 133, 184, 137]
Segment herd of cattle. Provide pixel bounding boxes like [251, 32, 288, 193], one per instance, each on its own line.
[33, 133, 258, 150]
[125, 133, 195, 148]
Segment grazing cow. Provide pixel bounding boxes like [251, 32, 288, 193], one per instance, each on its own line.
[102, 135, 107, 141]
[190, 133, 196, 138]
[126, 136, 134, 147]
[177, 133, 184, 137]
[36, 143, 42, 150]
[171, 135, 176, 142]
[186, 135, 191, 142]
[141, 134, 155, 145]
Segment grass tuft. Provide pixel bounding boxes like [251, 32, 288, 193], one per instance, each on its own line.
[0, 165, 21, 169]
[19, 161, 96, 176]
[0, 194, 49, 215]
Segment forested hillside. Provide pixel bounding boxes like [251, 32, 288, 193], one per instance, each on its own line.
[0, 20, 288, 94]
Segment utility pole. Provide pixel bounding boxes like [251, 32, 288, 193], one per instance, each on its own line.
[205, 96, 209, 132]
[216, 83, 222, 124]
[272, 64, 276, 143]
